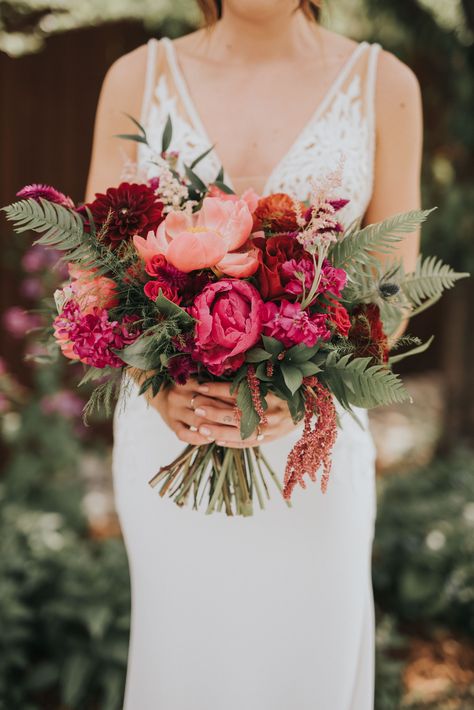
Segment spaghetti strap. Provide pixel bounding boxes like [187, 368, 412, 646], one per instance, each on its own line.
[140, 37, 159, 128]
[365, 43, 382, 185]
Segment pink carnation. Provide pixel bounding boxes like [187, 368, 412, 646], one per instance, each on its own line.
[261, 300, 331, 348]
[53, 300, 139, 368]
[281, 257, 347, 300]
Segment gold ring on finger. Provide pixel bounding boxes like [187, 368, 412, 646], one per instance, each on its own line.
[190, 395, 196, 410]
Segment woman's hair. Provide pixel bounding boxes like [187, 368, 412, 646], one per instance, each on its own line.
[196, 0, 321, 25]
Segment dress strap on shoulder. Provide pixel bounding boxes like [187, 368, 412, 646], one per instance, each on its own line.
[140, 37, 159, 128]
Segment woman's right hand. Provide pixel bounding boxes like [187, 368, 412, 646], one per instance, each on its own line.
[145, 379, 241, 447]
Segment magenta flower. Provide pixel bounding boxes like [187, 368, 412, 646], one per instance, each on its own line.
[281, 257, 347, 300]
[168, 354, 197, 385]
[3, 307, 42, 338]
[16, 184, 74, 208]
[41, 391, 84, 419]
[53, 300, 139, 368]
[319, 260, 347, 296]
[261, 300, 331, 348]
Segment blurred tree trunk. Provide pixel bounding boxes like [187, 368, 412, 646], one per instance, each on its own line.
[438, 279, 474, 452]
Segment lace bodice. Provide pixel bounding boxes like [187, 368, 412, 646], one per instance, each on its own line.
[129, 36, 381, 228]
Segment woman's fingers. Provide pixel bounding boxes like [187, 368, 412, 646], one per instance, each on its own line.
[195, 381, 236, 403]
[173, 422, 209, 446]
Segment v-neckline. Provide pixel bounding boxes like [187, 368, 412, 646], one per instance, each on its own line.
[161, 36, 368, 196]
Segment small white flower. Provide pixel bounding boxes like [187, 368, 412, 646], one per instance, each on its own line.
[425, 529, 446, 551]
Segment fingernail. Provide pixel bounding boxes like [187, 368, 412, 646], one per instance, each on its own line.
[199, 425, 212, 436]
[197, 385, 209, 393]
[194, 407, 206, 417]
[216, 441, 226, 446]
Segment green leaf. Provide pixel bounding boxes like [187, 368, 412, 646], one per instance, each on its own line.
[280, 363, 303, 395]
[236, 378, 260, 439]
[114, 133, 148, 144]
[117, 332, 160, 370]
[215, 166, 224, 183]
[123, 112, 147, 137]
[286, 390, 305, 423]
[401, 254, 469, 306]
[245, 348, 272, 363]
[190, 144, 215, 169]
[153, 291, 194, 326]
[389, 335, 435, 365]
[261, 335, 284, 356]
[161, 114, 173, 153]
[61, 654, 92, 706]
[298, 361, 322, 376]
[320, 351, 410, 409]
[331, 209, 435, 271]
[212, 180, 235, 195]
[286, 343, 320, 363]
[184, 165, 207, 194]
[2, 197, 83, 244]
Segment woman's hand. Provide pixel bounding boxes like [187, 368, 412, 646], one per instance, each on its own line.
[146, 379, 298, 448]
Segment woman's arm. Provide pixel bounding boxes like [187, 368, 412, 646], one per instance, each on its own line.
[364, 50, 424, 340]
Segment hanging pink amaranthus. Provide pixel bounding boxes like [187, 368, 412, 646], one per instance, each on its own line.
[283, 377, 337, 500]
[246, 365, 268, 426]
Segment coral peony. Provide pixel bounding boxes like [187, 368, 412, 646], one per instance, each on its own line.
[84, 182, 164, 247]
[190, 279, 263, 375]
[253, 193, 305, 232]
[207, 185, 260, 214]
[133, 197, 258, 275]
[261, 300, 331, 348]
[68, 264, 118, 313]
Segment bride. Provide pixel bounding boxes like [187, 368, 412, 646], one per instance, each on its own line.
[85, 1, 422, 708]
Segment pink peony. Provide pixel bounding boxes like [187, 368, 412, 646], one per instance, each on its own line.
[190, 279, 264, 375]
[133, 197, 258, 276]
[206, 185, 260, 214]
[261, 300, 331, 348]
[53, 300, 139, 368]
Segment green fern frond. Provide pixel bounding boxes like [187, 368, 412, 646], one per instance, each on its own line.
[320, 351, 410, 409]
[400, 254, 469, 306]
[331, 209, 434, 272]
[2, 197, 83, 248]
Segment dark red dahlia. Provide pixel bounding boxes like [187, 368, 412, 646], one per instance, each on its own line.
[349, 304, 389, 364]
[84, 182, 163, 247]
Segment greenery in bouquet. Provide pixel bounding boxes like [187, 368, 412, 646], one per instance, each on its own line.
[2, 116, 468, 516]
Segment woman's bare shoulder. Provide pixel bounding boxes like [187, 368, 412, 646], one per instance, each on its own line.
[376, 48, 422, 113]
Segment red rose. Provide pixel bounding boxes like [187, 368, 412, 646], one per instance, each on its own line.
[327, 302, 351, 337]
[252, 233, 304, 300]
[84, 182, 164, 247]
[144, 279, 181, 305]
[349, 304, 389, 363]
[253, 193, 304, 232]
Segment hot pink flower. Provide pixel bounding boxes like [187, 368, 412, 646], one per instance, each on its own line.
[281, 257, 347, 300]
[133, 197, 258, 276]
[53, 300, 139, 368]
[190, 279, 264, 375]
[16, 183, 74, 208]
[261, 300, 331, 348]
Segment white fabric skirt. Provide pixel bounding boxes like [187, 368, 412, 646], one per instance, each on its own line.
[112, 378, 377, 710]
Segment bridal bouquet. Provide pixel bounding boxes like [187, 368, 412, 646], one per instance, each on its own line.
[2, 117, 468, 516]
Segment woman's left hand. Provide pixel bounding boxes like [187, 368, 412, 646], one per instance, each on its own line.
[189, 382, 298, 448]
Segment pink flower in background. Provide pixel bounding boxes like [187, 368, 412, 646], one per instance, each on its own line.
[3, 307, 42, 338]
[16, 184, 74, 208]
[134, 197, 258, 275]
[22, 245, 62, 273]
[53, 300, 139, 368]
[40, 390, 84, 419]
[20, 278, 44, 300]
[261, 300, 331, 348]
[190, 279, 263, 375]
[68, 264, 118, 313]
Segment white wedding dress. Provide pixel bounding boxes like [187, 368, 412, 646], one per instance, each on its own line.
[113, 36, 381, 710]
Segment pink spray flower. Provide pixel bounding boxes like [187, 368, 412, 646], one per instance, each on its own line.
[190, 279, 264, 375]
[261, 300, 331, 348]
[133, 197, 258, 276]
[53, 300, 139, 368]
